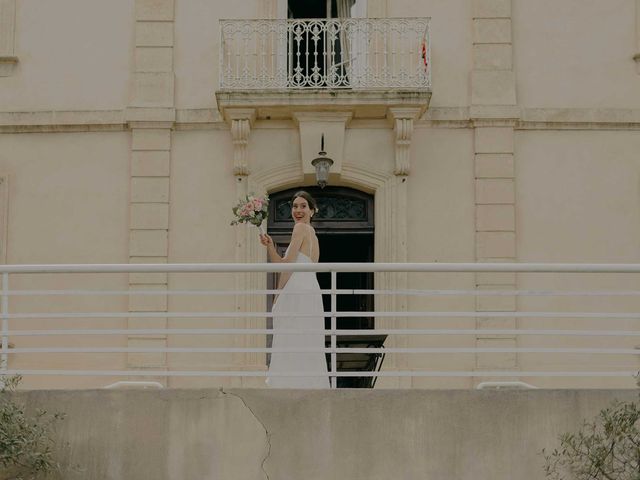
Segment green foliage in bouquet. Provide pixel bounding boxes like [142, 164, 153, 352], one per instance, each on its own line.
[230, 194, 269, 228]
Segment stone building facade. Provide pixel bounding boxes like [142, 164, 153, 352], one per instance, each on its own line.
[1, 0, 639, 389]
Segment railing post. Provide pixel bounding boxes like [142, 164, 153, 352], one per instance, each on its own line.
[219, 21, 224, 89]
[1, 272, 8, 374]
[330, 270, 337, 389]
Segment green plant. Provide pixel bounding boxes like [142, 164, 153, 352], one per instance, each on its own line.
[0, 375, 65, 480]
[543, 396, 640, 480]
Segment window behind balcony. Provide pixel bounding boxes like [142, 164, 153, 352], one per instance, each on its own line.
[287, 0, 365, 20]
[286, 1, 366, 88]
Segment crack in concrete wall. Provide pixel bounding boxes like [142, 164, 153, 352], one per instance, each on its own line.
[220, 388, 272, 480]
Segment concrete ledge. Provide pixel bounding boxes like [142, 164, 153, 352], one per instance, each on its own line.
[7, 388, 638, 480]
[2, 108, 640, 133]
[0, 55, 18, 77]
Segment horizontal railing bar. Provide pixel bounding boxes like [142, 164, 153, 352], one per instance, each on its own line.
[1, 289, 328, 296]
[4, 311, 640, 320]
[219, 17, 432, 22]
[355, 289, 640, 297]
[7, 328, 640, 337]
[5, 369, 637, 378]
[4, 347, 640, 354]
[5, 288, 640, 297]
[1, 263, 640, 274]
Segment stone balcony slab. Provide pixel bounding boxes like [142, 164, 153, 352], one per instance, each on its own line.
[216, 89, 432, 121]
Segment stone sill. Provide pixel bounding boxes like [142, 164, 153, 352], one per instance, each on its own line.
[215, 88, 432, 120]
[0, 55, 18, 77]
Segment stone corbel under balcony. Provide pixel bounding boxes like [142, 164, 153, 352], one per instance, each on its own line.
[0, 55, 18, 76]
[387, 107, 423, 176]
[215, 89, 432, 122]
[224, 108, 256, 177]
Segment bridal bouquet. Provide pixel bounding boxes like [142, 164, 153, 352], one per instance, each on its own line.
[230, 194, 269, 234]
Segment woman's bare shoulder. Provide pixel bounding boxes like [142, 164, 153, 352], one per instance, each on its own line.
[291, 223, 306, 234]
[293, 223, 315, 234]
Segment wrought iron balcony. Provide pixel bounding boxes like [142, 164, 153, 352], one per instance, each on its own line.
[219, 18, 431, 91]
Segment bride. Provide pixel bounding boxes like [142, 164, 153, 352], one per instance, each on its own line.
[259, 191, 330, 388]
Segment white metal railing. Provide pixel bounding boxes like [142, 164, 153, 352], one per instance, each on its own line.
[219, 18, 431, 90]
[1, 263, 640, 389]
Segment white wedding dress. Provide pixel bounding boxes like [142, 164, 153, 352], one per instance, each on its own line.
[266, 236, 330, 388]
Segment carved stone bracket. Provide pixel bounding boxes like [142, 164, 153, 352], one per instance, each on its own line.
[226, 109, 256, 176]
[388, 107, 422, 176]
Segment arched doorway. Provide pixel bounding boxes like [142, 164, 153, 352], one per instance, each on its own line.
[267, 186, 385, 388]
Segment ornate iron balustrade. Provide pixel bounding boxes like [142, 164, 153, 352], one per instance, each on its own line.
[219, 18, 431, 90]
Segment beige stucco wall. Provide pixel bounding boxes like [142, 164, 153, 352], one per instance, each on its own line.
[516, 130, 640, 388]
[170, 130, 237, 263]
[404, 127, 477, 388]
[175, 0, 236, 109]
[516, 130, 640, 263]
[1, 132, 130, 263]
[513, 0, 640, 109]
[0, 0, 133, 111]
[0, 132, 131, 388]
[168, 129, 245, 388]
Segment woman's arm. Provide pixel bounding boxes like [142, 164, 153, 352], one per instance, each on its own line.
[261, 223, 307, 264]
[260, 224, 308, 290]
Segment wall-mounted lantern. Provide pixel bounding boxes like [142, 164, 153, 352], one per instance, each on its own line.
[311, 133, 333, 189]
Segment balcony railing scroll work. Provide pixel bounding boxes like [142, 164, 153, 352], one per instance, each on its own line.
[2, 263, 640, 389]
[219, 18, 431, 90]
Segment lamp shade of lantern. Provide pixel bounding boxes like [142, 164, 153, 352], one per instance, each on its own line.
[311, 154, 333, 189]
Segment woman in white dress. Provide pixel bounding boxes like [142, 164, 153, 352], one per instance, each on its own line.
[259, 191, 330, 388]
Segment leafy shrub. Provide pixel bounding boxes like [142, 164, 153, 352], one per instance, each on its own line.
[0, 376, 65, 480]
[543, 394, 640, 480]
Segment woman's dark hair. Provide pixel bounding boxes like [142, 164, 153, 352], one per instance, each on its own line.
[291, 190, 318, 218]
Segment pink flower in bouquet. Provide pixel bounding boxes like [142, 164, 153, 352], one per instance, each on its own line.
[230, 193, 270, 234]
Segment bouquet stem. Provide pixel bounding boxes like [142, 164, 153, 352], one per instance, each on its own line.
[257, 224, 265, 235]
